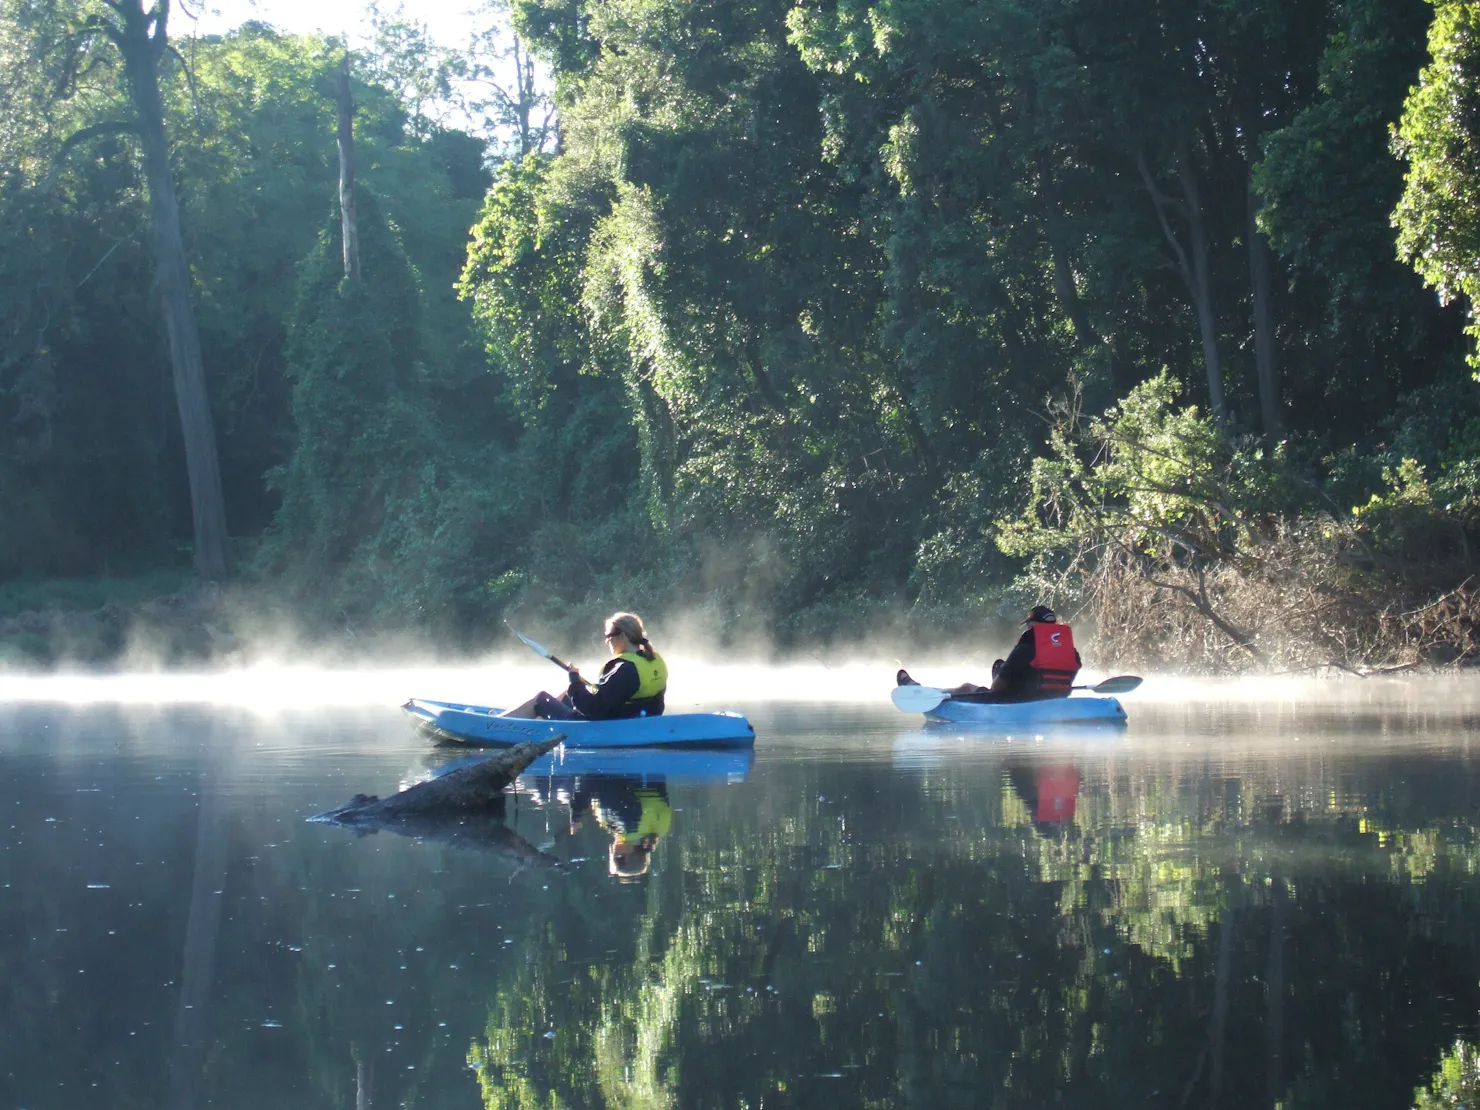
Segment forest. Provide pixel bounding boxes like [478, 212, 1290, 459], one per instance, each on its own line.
[3, 0, 1480, 670]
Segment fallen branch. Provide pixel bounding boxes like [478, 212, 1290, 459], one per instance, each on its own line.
[311, 736, 561, 824]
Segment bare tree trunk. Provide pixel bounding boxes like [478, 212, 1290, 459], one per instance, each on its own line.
[514, 35, 532, 157]
[1176, 146, 1226, 428]
[336, 56, 361, 281]
[1038, 159, 1096, 355]
[1137, 144, 1227, 428]
[1052, 242, 1095, 354]
[1247, 168, 1280, 441]
[116, 0, 230, 580]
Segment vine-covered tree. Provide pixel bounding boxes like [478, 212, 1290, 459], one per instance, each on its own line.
[1394, 0, 1480, 368]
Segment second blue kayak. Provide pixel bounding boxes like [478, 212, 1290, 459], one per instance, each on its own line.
[923, 695, 1126, 726]
[403, 698, 756, 748]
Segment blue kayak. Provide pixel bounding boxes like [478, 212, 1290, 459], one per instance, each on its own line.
[923, 695, 1126, 727]
[402, 698, 756, 749]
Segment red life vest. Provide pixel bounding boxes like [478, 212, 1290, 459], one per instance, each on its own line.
[1035, 766, 1080, 824]
[1028, 622, 1078, 692]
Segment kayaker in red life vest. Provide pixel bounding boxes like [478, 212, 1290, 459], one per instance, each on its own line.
[897, 605, 1081, 703]
[500, 612, 668, 721]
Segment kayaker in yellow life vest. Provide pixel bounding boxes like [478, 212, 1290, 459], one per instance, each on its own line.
[501, 611, 667, 721]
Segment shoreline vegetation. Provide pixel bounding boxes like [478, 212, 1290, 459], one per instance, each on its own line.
[0, 548, 1474, 677]
[4, 1, 1480, 677]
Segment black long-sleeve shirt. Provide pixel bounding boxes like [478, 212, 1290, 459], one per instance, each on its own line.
[567, 656, 663, 720]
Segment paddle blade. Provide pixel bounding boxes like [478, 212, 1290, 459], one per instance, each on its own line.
[507, 625, 555, 661]
[507, 624, 577, 673]
[891, 685, 948, 713]
[1089, 675, 1143, 694]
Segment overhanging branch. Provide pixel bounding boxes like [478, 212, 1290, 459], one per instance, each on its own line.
[39, 121, 139, 193]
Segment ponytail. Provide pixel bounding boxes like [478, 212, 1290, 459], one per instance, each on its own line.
[605, 611, 655, 659]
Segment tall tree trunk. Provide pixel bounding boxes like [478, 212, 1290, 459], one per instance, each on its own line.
[116, 0, 230, 579]
[336, 56, 361, 281]
[1038, 159, 1096, 355]
[514, 35, 533, 157]
[1247, 167, 1280, 441]
[1137, 144, 1227, 428]
[1051, 240, 1095, 354]
[1175, 146, 1227, 428]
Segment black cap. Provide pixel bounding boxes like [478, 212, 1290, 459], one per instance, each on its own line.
[1025, 605, 1056, 624]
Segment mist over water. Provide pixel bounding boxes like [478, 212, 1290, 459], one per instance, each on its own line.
[5, 653, 1478, 712]
[3, 670, 1480, 1107]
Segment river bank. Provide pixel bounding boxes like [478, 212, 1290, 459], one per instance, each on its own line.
[1, 569, 1473, 680]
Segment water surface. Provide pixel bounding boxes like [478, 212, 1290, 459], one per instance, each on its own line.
[2, 675, 1479, 1108]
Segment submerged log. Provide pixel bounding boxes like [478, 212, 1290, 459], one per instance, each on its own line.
[311, 737, 562, 824]
[331, 810, 564, 871]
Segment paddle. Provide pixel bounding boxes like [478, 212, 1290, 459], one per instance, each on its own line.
[506, 624, 580, 678]
[891, 675, 1143, 713]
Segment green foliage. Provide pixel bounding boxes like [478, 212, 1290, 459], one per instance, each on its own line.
[7, 0, 1480, 660]
[1394, 0, 1480, 368]
[512, 0, 599, 78]
[461, 154, 595, 418]
[997, 371, 1278, 572]
[257, 187, 449, 622]
[1255, 0, 1458, 420]
[0, 568, 191, 619]
[1001, 371, 1480, 669]
[1350, 450, 1480, 572]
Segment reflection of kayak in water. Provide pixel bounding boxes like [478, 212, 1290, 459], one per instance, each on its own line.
[519, 746, 754, 784]
[416, 748, 754, 790]
[892, 728, 1120, 769]
[918, 696, 1126, 727]
[402, 698, 756, 748]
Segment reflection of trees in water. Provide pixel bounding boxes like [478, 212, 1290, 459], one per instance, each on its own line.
[170, 769, 230, 1110]
[470, 893, 686, 1110]
[469, 760, 1480, 1109]
[8, 739, 1476, 1108]
[1005, 759, 1480, 968]
[1414, 1039, 1480, 1109]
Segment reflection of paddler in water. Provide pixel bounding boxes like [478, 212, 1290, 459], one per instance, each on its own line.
[562, 776, 673, 879]
[1007, 763, 1081, 838]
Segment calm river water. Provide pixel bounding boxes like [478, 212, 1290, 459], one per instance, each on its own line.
[2, 671, 1480, 1108]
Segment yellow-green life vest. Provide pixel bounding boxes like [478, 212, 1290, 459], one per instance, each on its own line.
[629, 787, 672, 840]
[617, 649, 668, 703]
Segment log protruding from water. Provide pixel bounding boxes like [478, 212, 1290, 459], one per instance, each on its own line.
[311, 736, 562, 824]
